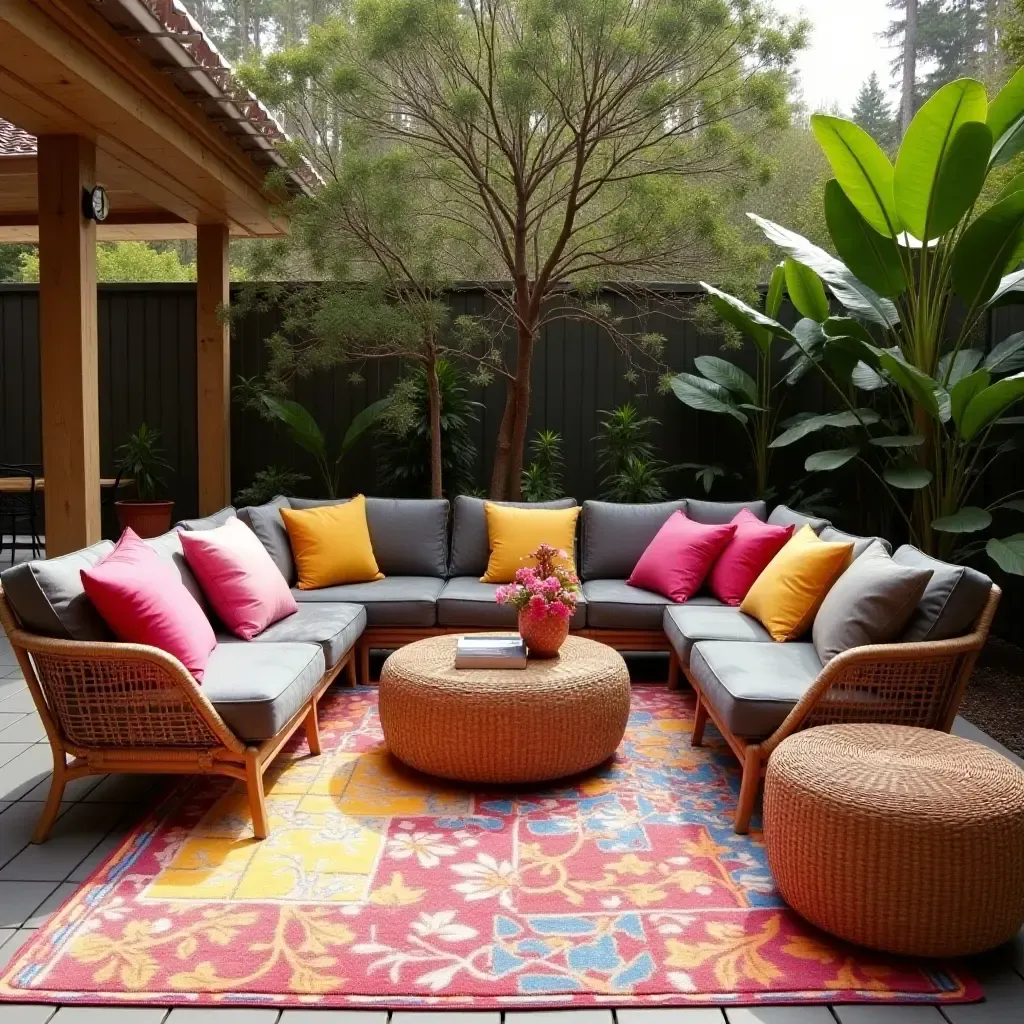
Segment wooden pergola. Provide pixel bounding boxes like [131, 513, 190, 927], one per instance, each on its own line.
[0, 0, 311, 556]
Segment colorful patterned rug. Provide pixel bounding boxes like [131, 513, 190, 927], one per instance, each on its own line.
[0, 686, 978, 1008]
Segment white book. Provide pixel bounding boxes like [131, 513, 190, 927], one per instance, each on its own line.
[455, 635, 528, 669]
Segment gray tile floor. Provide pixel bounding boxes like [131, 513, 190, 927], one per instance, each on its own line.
[0, 551, 1022, 1021]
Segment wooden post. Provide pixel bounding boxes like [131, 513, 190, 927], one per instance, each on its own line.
[37, 135, 101, 557]
[196, 222, 231, 514]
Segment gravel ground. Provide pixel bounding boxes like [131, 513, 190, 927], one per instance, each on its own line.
[961, 636, 1024, 757]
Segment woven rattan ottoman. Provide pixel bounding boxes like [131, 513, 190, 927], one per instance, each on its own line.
[378, 634, 631, 784]
[764, 723, 1024, 957]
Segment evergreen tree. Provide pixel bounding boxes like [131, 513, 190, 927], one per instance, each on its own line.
[851, 73, 899, 148]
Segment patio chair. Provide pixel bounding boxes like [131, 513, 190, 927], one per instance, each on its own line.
[0, 463, 42, 563]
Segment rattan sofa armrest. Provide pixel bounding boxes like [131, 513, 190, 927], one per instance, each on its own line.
[5, 626, 244, 755]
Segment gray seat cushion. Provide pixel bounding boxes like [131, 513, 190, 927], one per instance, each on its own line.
[690, 641, 823, 739]
[687, 499, 767, 525]
[582, 579, 720, 630]
[580, 500, 687, 580]
[144, 529, 211, 615]
[448, 495, 577, 578]
[438, 577, 586, 628]
[892, 545, 993, 641]
[291, 576, 443, 626]
[237, 496, 294, 584]
[0, 541, 115, 640]
[768, 505, 830, 534]
[176, 507, 236, 532]
[820, 525, 891, 558]
[290, 497, 449, 577]
[663, 605, 771, 668]
[218, 603, 366, 669]
[203, 642, 325, 742]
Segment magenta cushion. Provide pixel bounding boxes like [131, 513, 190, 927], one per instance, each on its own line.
[627, 511, 737, 603]
[180, 517, 297, 640]
[707, 508, 794, 606]
[81, 528, 217, 681]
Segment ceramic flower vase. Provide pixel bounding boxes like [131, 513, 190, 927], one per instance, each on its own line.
[518, 608, 569, 658]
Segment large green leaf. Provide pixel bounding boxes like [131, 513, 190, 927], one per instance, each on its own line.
[960, 371, 1024, 440]
[995, 171, 1024, 205]
[670, 373, 748, 424]
[340, 396, 390, 457]
[950, 368, 991, 430]
[810, 115, 900, 236]
[983, 332, 1024, 374]
[783, 319, 825, 385]
[748, 215, 900, 326]
[932, 507, 993, 534]
[877, 351, 951, 422]
[870, 434, 926, 448]
[784, 259, 830, 322]
[894, 79, 988, 241]
[823, 179, 907, 298]
[884, 465, 934, 490]
[986, 535, 1024, 574]
[938, 348, 983, 387]
[693, 355, 758, 404]
[699, 282, 789, 349]
[927, 121, 993, 238]
[986, 267, 1024, 308]
[952, 190, 1024, 309]
[769, 409, 881, 448]
[766, 263, 786, 320]
[805, 447, 859, 472]
[261, 395, 326, 459]
[989, 65, 1024, 166]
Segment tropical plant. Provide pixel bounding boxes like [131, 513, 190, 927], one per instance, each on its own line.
[595, 405, 672, 502]
[233, 466, 310, 507]
[377, 360, 480, 499]
[116, 423, 172, 502]
[237, 378, 387, 499]
[671, 265, 790, 499]
[699, 71, 1024, 573]
[520, 431, 564, 502]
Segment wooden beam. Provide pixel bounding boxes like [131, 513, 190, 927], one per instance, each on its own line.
[196, 222, 230, 514]
[37, 134, 101, 555]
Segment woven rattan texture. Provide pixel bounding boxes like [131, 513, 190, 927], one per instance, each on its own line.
[32, 652, 224, 750]
[378, 634, 631, 783]
[764, 724, 1024, 957]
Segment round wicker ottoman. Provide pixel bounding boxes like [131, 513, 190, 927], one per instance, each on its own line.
[378, 634, 631, 784]
[764, 724, 1024, 958]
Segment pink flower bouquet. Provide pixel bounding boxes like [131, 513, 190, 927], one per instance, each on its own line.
[495, 543, 580, 656]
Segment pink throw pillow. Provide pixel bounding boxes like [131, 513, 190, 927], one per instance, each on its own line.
[180, 517, 297, 640]
[627, 511, 737, 603]
[81, 528, 217, 681]
[707, 509, 794, 606]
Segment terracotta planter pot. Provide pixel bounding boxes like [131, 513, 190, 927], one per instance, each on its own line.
[518, 608, 570, 658]
[115, 500, 175, 539]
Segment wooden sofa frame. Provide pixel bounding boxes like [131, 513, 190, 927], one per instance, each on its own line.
[671, 585, 1002, 834]
[0, 587, 356, 844]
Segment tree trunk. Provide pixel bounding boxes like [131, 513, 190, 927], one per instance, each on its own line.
[489, 388, 516, 499]
[506, 324, 535, 501]
[425, 352, 443, 500]
[901, 0, 918, 136]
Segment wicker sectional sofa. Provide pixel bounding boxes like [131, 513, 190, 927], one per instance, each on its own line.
[0, 494, 1000, 839]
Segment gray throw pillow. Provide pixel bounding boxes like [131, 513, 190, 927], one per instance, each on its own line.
[812, 542, 933, 663]
[175, 506, 236, 531]
[768, 505, 830, 535]
[236, 495, 295, 585]
[686, 499, 766, 525]
[820, 525, 892, 559]
[580, 499, 687, 580]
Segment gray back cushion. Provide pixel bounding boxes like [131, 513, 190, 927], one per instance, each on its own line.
[0, 541, 114, 640]
[449, 496, 577, 578]
[768, 505, 830, 534]
[237, 496, 294, 584]
[687, 499, 767, 525]
[580, 500, 687, 580]
[287, 497, 449, 577]
[893, 545, 993, 641]
[812, 542, 933, 663]
[176, 506, 236, 532]
[144, 529, 211, 614]
[820, 526, 892, 559]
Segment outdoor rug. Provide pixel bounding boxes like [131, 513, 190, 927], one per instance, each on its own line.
[0, 686, 979, 1008]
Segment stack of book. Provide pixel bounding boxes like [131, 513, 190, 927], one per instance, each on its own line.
[454, 635, 528, 669]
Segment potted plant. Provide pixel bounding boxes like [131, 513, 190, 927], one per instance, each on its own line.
[495, 544, 581, 657]
[114, 423, 174, 538]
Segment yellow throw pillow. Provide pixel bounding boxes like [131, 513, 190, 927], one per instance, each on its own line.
[280, 495, 383, 590]
[481, 503, 580, 583]
[740, 525, 854, 642]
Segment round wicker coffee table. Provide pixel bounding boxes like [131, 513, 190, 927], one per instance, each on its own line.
[764, 724, 1024, 957]
[378, 634, 631, 784]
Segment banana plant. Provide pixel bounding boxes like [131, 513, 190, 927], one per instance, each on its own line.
[699, 70, 1024, 575]
[671, 265, 787, 499]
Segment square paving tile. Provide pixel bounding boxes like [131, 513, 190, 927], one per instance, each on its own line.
[23, 881, 78, 928]
[0, 689, 34, 714]
[51, 1009, 170, 1022]
[0, 744, 56, 801]
[0, 800, 71, 870]
[0, 715, 46, 744]
[0, 880, 59, 929]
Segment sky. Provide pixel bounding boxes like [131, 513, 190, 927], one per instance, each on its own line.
[771, 0, 899, 116]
